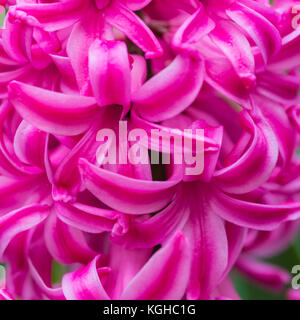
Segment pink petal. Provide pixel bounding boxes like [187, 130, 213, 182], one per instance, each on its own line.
[55, 201, 121, 234]
[89, 40, 131, 116]
[13, 120, 47, 169]
[130, 54, 147, 94]
[13, 0, 86, 31]
[105, 244, 152, 299]
[44, 212, 97, 265]
[132, 54, 204, 122]
[27, 225, 65, 300]
[0, 176, 47, 215]
[226, 1, 281, 63]
[210, 186, 300, 230]
[119, 0, 152, 10]
[288, 289, 300, 300]
[172, 4, 215, 56]
[253, 94, 296, 166]
[66, 9, 111, 95]
[8, 81, 99, 136]
[0, 289, 14, 300]
[223, 222, 247, 276]
[62, 255, 110, 300]
[214, 110, 278, 194]
[269, 29, 300, 71]
[78, 158, 182, 214]
[184, 184, 228, 300]
[105, 1, 163, 59]
[112, 188, 189, 249]
[209, 20, 256, 88]
[236, 255, 291, 292]
[0, 204, 50, 258]
[214, 277, 241, 300]
[121, 232, 191, 300]
[255, 72, 300, 105]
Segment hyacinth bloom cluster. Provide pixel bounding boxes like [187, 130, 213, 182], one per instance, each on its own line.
[0, 0, 299, 301]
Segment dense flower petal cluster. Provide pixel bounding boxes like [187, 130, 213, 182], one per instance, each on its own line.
[0, 0, 299, 300]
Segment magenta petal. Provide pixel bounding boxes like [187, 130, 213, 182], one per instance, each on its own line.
[0, 101, 42, 177]
[269, 29, 300, 71]
[236, 255, 290, 292]
[78, 158, 181, 214]
[66, 9, 110, 95]
[14, 120, 47, 169]
[130, 54, 147, 94]
[0, 204, 50, 258]
[89, 40, 131, 116]
[27, 226, 65, 300]
[244, 221, 300, 258]
[0, 65, 32, 99]
[0, 139, 42, 178]
[105, 2, 163, 59]
[203, 49, 251, 107]
[44, 212, 97, 265]
[0, 289, 14, 300]
[129, 109, 221, 181]
[120, 232, 191, 300]
[8, 81, 99, 136]
[214, 277, 240, 300]
[2, 14, 30, 63]
[28, 259, 65, 300]
[104, 244, 152, 299]
[172, 4, 215, 56]
[50, 54, 78, 93]
[52, 120, 103, 201]
[132, 54, 204, 122]
[55, 201, 121, 234]
[253, 94, 296, 166]
[210, 187, 300, 230]
[13, 0, 86, 31]
[145, 0, 198, 20]
[184, 184, 228, 300]
[226, 2, 281, 63]
[119, 0, 152, 10]
[0, 176, 42, 215]
[256, 72, 300, 105]
[112, 188, 190, 249]
[214, 110, 278, 194]
[209, 20, 255, 87]
[62, 255, 110, 300]
[288, 289, 300, 300]
[223, 222, 247, 276]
